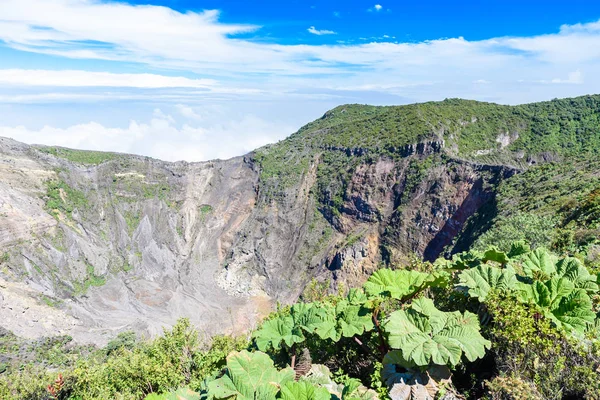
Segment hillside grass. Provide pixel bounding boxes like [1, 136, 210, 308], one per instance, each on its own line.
[44, 179, 88, 219]
[38, 146, 122, 165]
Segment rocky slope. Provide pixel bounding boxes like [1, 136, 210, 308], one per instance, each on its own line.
[1, 95, 599, 344]
[0, 139, 263, 344]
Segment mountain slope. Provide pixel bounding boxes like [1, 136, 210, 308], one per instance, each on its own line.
[1, 95, 600, 344]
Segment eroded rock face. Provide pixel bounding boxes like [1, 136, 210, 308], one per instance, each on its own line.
[0, 136, 515, 344]
[223, 152, 517, 300]
[0, 137, 265, 344]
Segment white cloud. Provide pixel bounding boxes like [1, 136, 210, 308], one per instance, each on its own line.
[176, 104, 204, 121]
[0, 69, 217, 88]
[152, 108, 175, 123]
[307, 26, 336, 35]
[0, 109, 293, 162]
[375, 4, 383, 11]
[0, 0, 599, 84]
[568, 69, 584, 84]
[559, 21, 600, 34]
[547, 70, 584, 84]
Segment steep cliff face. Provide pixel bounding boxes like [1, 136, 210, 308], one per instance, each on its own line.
[221, 150, 517, 301]
[2, 95, 600, 344]
[0, 137, 266, 344]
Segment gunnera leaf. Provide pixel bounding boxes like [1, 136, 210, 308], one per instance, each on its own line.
[363, 269, 436, 300]
[554, 257, 599, 294]
[482, 247, 509, 265]
[385, 298, 490, 367]
[207, 350, 295, 400]
[516, 279, 596, 333]
[520, 248, 558, 281]
[253, 316, 305, 351]
[456, 264, 517, 301]
[279, 381, 331, 400]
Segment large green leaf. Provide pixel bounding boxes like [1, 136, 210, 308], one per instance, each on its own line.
[385, 298, 490, 367]
[363, 269, 436, 300]
[253, 316, 305, 351]
[517, 277, 574, 309]
[511, 249, 598, 333]
[549, 289, 596, 333]
[520, 248, 558, 280]
[518, 250, 598, 293]
[507, 241, 531, 258]
[516, 279, 595, 333]
[292, 303, 328, 334]
[305, 300, 373, 342]
[347, 288, 369, 305]
[555, 257, 599, 294]
[279, 381, 331, 400]
[341, 379, 378, 400]
[448, 251, 484, 270]
[482, 248, 509, 265]
[312, 310, 340, 342]
[300, 364, 378, 400]
[335, 300, 374, 338]
[301, 364, 335, 386]
[207, 351, 295, 400]
[457, 265, 517, 301]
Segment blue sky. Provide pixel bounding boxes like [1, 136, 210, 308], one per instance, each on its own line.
[0, 0, 600, 161]
[121, 0, 600, 43]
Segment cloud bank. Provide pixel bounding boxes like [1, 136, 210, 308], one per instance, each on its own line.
[1, 0, 599, 81]
[0, 107, 293, 162]
[0, 0, 600, 160]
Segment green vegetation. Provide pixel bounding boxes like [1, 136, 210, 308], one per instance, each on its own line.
[474, 212, 557, 252]
[301, 278, 330, 302]
[200, 204, 213, 216]
[40, 295, 63, 308]
[465, 158, 600, 266]
[38, 146, 121, 165]
[254, 95, 600, 211]
[199, 205, 213, 223]
[44, 179, 88, 219]
[3, 243, 598, 399]
[401, 154, 439, 199]
[0, 330, 94, 376]
[125, 211, 142, 235]
[142, 183, 171, 201]
[45, 229, 67, 252]
[0, 320, 248, 400]
[72, 264, 106, 295]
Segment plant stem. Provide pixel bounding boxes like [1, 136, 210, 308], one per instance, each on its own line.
[290, 343, 297, 369]
[353, 336, 372, 355]
[373, 307, 389, 358]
